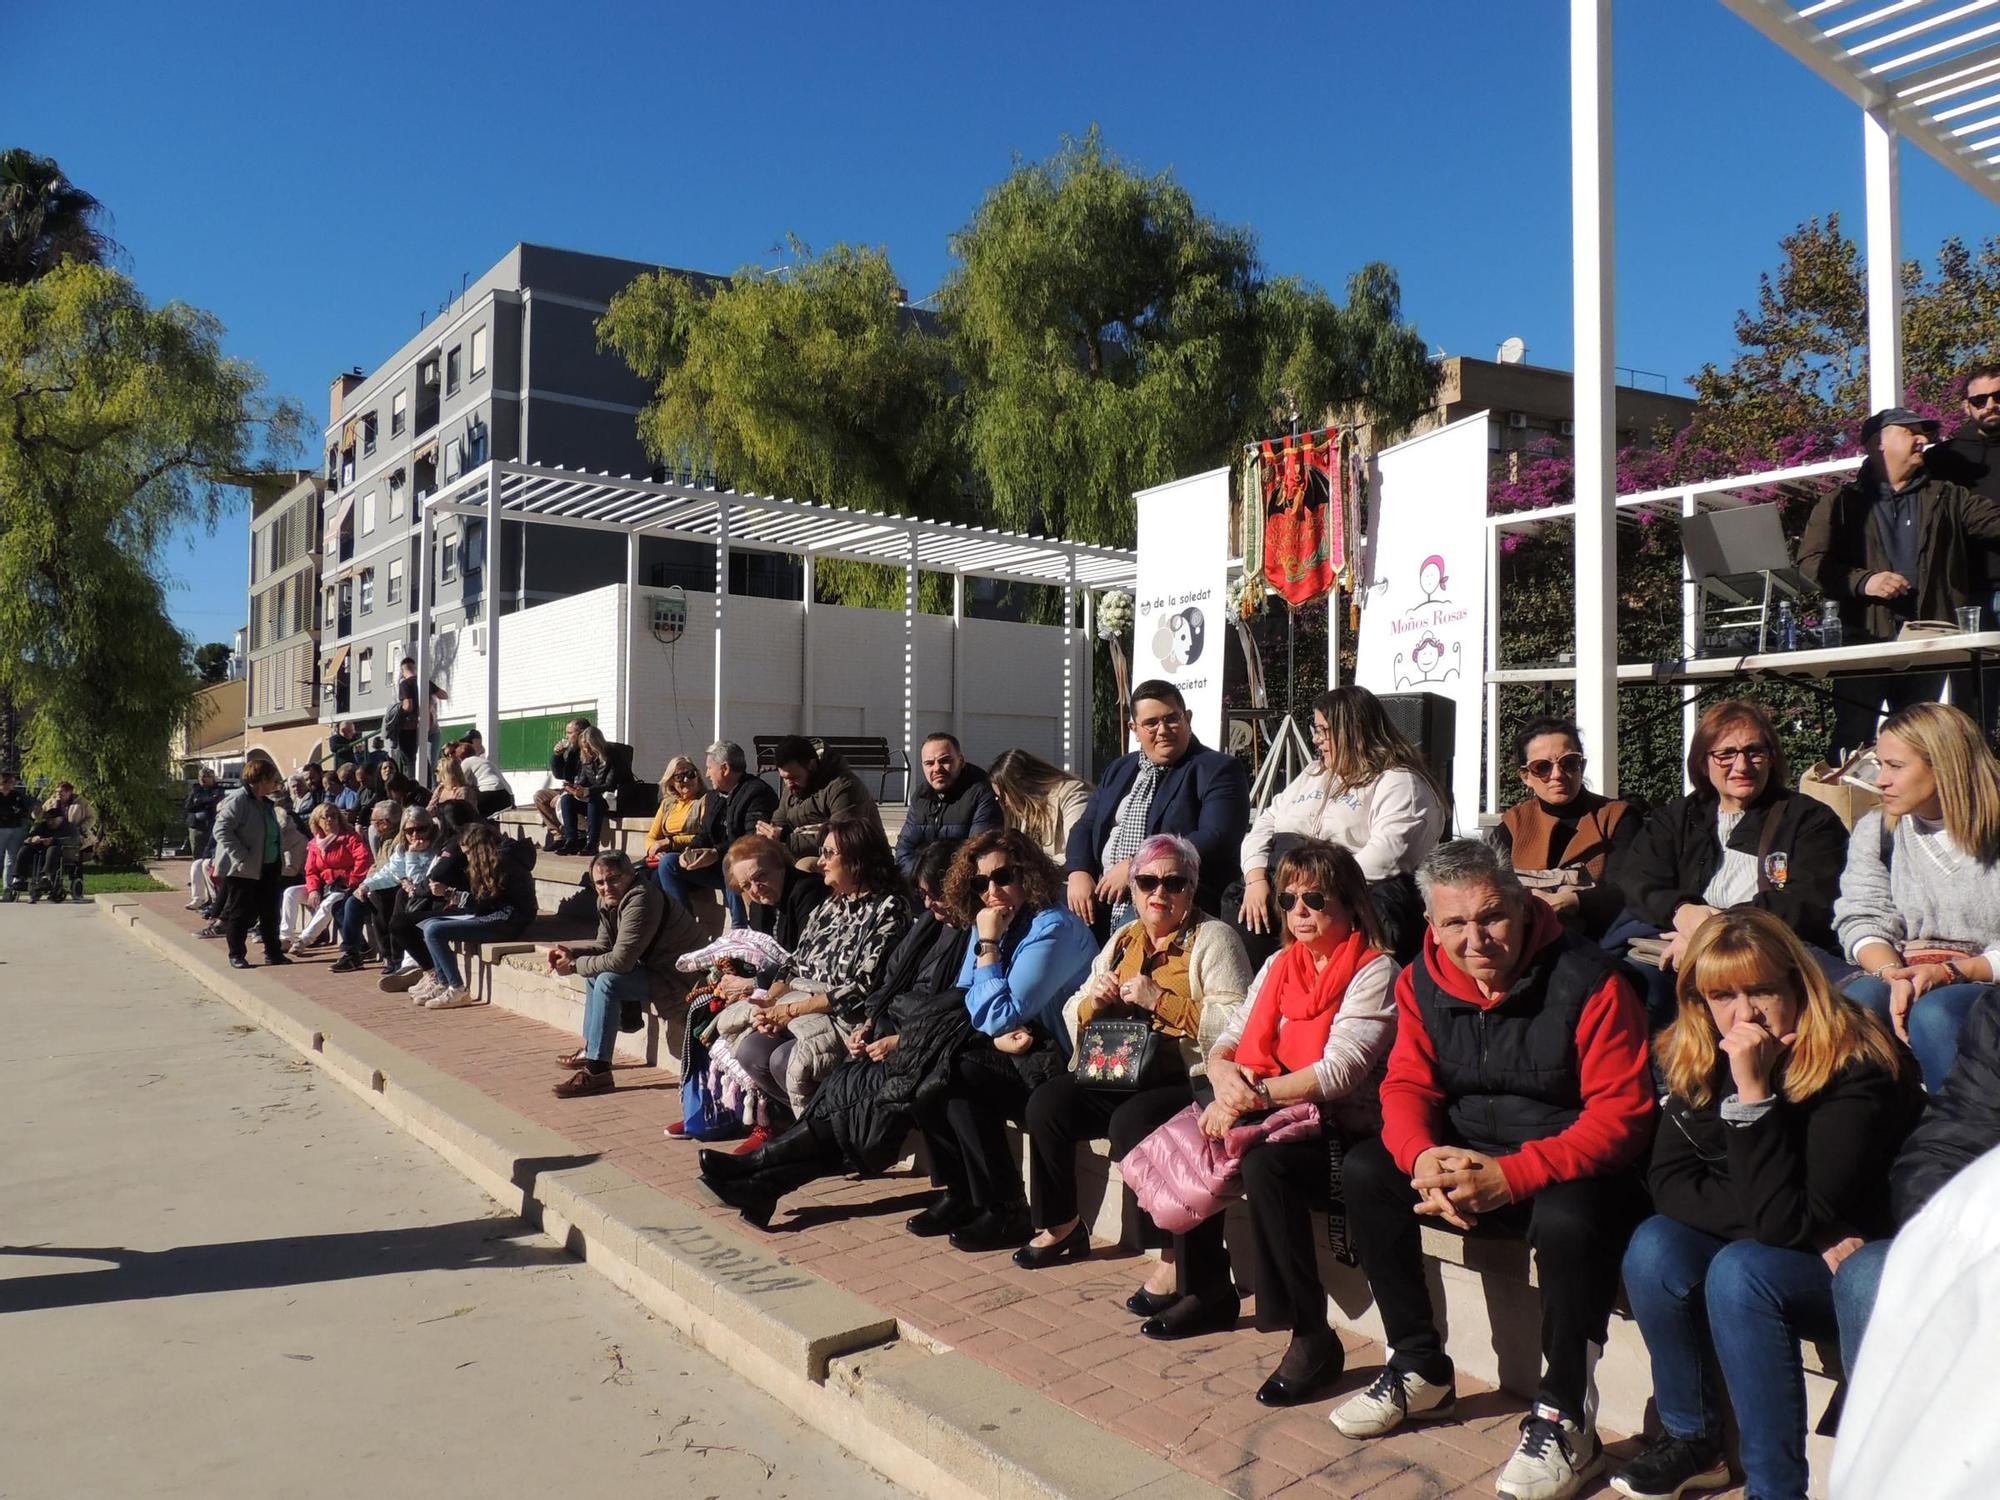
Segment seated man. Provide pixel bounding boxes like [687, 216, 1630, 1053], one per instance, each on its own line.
[447, 731, 514, 817]
[659, 740, 778, 927]
[1800, 405, 2000, 756]
[1064, 679, 1250, 932]
[547, 851, 699, 1099]
[895, 732, 1001, 878]
[532, 717, 592, 842]
[17, 800, 74, 897]
[760, 734, 879, 864]
[1332, 839, 1654, 1500]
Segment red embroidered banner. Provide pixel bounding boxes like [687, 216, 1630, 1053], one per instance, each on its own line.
[1259, 430, 1341, 607]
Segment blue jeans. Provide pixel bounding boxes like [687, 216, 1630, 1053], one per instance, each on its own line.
[338, 892, 377, 958]
[580, 967, 651, 1064]
[1832, 1237, 1893, 1375]
[1842, 975, 1984, 1088]
[0, 826, 23, 890]
[559, 791, 605, 849]
[1622, 1215, 1836, 1500]
[657, 852, 743, 926]
[419, 913, 518, 991]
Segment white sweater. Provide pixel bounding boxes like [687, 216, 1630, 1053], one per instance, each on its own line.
[1240, 766, 1446, 882]
[1211, 951, 1398, 1136]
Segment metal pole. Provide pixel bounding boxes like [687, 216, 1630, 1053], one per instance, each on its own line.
[1079, 585, 1095, 770]
[903, 529, 919, 795]
[712, 504, 730, 743]
[414, 497, 433, 783]
[1571, 0, 1620, 794]
[1864, 107, 1904, 413]
[482, 464, 501, 766]
[1062, 556, 1078, 773]
[801, 553, 816, 736]
[622, 527, 640, 750]
[951, 570, 966, 749]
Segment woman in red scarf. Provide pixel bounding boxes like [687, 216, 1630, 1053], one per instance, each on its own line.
[1191, 841, 1398, 1402]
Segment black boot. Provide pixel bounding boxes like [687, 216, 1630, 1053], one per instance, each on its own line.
[700, 1124, 833, 1184]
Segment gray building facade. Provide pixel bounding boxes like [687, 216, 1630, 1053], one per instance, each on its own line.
[244, 469, 327, 769]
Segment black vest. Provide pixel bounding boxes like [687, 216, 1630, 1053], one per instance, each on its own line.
[1410, 933, 1612, 1154]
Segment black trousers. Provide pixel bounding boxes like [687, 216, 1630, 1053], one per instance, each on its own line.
[220, 872, 283, 963]
[1241, 1136, 1339, 1338]
[912, 1052, 1034, 1212]
[1022, 1071, 1192, 1227]
[364, 888, 433, 968]
[1343, 1134, 1647, 1422]
[474, 788, 515, 817]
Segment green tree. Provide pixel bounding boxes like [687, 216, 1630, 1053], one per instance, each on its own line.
[0, 262, 304, 852]
[191, 642, 233, 684]
[943, 129, 1436, 545]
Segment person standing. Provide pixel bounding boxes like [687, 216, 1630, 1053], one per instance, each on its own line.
[0, 767, 31, 900]
[183, 767, 224, 858]
[212, 759, 293, 970]
[1925, 360, 2000, 614]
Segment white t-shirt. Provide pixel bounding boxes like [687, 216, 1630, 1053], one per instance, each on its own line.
[1701, 808, 1761, 908]
[459, 754, 506, 794]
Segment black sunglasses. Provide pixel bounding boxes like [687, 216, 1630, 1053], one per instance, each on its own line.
[1970, 391, 2000, 407]
[971, 867, 1017, 895]
[1523, 753, 1586, 779]
[1277, 890, 1330, 912]
[1131, 873, 1190, 895]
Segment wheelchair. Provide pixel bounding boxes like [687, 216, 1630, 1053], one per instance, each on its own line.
[13, 836, 84, 904]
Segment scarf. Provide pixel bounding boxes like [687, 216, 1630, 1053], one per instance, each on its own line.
[1105, 758, 1166, 928]
[1235, 928, 1377, 1080]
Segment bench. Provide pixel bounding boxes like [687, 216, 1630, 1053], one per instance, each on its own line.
[754, 735, 909, 802]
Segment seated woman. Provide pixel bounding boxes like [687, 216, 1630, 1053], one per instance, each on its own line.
[410, 821, 539, 1009]
[1488, 715, 1641, 941]
[710, 817, 911, 1142]
[332, 806, 438, 977]
[646, 756, 712, 878]
[557, 727, 616, 855]
[374, 758, 427, 809]
[1613, 908, 1921, 1500]
[989, 748, 1094, 865]
[698, 832, 1094, 1240]
[428, 756, 472, 810]
[716, 834, 831, 995]
[1611, 699, 1848, 1026]
[281, 804, 370, 954]
[1011, 835, 1251, 1278]
[1833, 700, 2000, 1090]
[1126, 842, 1398, 1381]
[1238, 686, 1447, 965]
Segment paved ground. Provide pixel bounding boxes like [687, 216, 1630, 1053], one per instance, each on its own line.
[0, 902, 905, 1500]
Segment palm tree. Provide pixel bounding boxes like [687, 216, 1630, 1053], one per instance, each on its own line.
[0, 148, 116, 286]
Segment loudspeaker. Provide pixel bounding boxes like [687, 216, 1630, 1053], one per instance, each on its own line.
[1377, 691, 1455, 794]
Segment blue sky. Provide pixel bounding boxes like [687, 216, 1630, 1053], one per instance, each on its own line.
[9, 0, 1996, 646]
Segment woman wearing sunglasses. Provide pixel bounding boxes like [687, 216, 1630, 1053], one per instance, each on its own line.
[1489, 716, 1642, 941]
[643, 756, 712, 874]
[1009, 834, 1252, 1277]
[1611, 700, 1847, 1027]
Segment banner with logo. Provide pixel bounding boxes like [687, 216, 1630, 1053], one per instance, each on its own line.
[1133, 467, 1229, 747]
[1357, 412, 1490, 819]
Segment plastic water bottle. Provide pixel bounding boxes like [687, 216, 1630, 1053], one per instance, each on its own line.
[1776, 600, 1797, 651]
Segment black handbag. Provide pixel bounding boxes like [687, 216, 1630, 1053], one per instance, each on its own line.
[1071, 1016, 1158, 1091]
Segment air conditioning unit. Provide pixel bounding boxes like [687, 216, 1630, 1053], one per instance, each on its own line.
[1507, 412, 1530, 431]
[467, 624, 486, 655]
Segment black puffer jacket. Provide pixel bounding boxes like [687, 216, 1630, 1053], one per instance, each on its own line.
[1610, 790, 1847, 952]
[894, 765, 1001, 876]
[1889, 985, 2000, 1225]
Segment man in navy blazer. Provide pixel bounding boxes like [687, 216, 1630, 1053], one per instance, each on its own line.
[1064, 679, 1251, 927]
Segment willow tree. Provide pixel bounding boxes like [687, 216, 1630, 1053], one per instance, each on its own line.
[0, 262, 304, 849]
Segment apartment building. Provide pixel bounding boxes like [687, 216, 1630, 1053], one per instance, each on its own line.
[243, 469, 326, 770]
[315, 243, 716, 738]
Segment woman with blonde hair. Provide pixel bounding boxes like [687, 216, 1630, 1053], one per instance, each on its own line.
[1834, 699, 2000, 1089]
[988, 748, 1092, 864]
[645, 756, 712, 875]
[428, 755, 471, 810]
[281, 803, 370, 953]
[557, 726, 617, 854]
[1613, 907, 1920, 1500]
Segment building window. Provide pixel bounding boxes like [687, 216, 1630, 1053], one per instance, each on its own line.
[360, 490, 377, 534]
[464, 518, 486, 574]
[470, 326, 487, 378]
[359, 568, 376, 614]
[388, 558, 404, 606]
[357, 647, 374, 689]
[391, 390, 407, 436]
[445, 346, 461, 395]
[362, 413, 378, 456]
[389, 472, 406, 521]
[440, 534, 458, 585]
[445, 439, 463, 480]
[466, 420, 488, 467]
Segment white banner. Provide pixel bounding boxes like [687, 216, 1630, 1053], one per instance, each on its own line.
[1358, 412, 1490, 819]
[1133, 467, 1230, 747]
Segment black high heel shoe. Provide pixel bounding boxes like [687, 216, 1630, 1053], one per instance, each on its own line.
[1011, 1221, 1090, 1270]
[1254, 1338, 1345, 1407]
[1124, 1286, 1179, 1317]
[1139, 1295, 1240, 1341]
[698, 1147, 762, 1183]
[700, 1172, 778, 1230]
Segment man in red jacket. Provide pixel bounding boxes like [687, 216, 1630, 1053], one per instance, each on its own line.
[1331, 839, 1655, 1500]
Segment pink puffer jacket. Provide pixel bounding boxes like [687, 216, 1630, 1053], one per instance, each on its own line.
[1119, 1100, 1323, 1233]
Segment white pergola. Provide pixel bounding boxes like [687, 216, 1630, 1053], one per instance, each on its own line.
[408, 460, 1137, 777]
[1568, 0, 2000, 788]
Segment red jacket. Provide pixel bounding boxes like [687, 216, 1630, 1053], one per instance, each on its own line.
[305, 831, 371, 897]
[1380, 896, 1655, 1200]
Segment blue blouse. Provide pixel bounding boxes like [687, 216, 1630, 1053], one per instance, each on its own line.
[955, 903, 1098, 1056]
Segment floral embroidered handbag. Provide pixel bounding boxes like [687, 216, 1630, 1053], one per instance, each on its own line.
[1071, 1016, 1158, 1091]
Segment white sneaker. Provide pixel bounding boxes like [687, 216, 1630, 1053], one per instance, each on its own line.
[425, 986, 479, 1009]
[377, 966, 427, 994]
[1495, 1407, 1602, 1500]
[408, 973, 445, 1004]
[1329, 1364, 1456, 1438]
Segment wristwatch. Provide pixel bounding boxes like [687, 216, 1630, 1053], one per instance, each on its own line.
[1251, 1077, 1273, 1105]
[976, 939, 1002, 957]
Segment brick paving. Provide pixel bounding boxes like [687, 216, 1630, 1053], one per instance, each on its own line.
[129, 887, 1745, 1499]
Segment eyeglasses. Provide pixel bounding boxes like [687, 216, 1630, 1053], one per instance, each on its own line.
[1134, 712, 1185, 733]
[1709, 745, 1771, 767]
[1970, 391, 2000, 407]
[1277, 890, 1330, 912]
[1131, 873, 1190, 895]
[671, 770, 699, 781]
[818, 844, 838, 861]
[971, 867, 1017, 895]
[1523, 753, 1586, 780]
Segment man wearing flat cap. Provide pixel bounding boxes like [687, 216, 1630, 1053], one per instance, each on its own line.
[1801, 406, 2000, 755]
